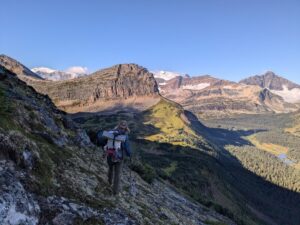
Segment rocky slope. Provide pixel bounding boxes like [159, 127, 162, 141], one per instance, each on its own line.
[0, 65, 237, 225]
[240, 71, 300, 103]
[0, 55, 160, 113]
[0, 54, 41, 79]
[158, 74, 299, 118]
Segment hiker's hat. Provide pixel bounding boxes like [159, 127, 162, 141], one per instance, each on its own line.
[117, 120, 130, 132]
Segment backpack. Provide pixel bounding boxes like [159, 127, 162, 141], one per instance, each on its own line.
[96, 130, 108, 147]
[102, 130, 127, 162]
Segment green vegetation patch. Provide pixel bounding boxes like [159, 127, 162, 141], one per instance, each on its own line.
[162, 161, 177, 176]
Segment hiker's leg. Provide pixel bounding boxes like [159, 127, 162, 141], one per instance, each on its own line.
[107, 157, 114, 185]
[113, 161, 123, 195]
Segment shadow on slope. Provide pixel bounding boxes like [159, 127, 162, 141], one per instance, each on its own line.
[185, 111, 268, 148]
[73, 101, 300, 225]
[185, 111, 300, 225]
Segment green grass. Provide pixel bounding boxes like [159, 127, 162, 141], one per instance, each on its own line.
[246, 134, 288, 156]
[143, 99, 199, 147]
[162, 161, 177, 176]
[285, 112, 300, 137]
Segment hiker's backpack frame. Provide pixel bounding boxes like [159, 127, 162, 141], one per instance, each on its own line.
[102, 131, 126, 163]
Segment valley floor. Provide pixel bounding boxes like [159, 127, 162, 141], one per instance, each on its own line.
[202, 113, 300, 191]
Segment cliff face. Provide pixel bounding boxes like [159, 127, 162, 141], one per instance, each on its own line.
[24, 63, 159, 101]
[0, 55, 160, 113]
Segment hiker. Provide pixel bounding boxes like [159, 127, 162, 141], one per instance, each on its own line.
[99, 121, 131, 195]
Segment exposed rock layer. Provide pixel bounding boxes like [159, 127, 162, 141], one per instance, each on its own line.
[0, 55, 160, 113]
[158, 75, 299, 118]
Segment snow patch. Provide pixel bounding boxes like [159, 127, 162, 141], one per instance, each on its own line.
[65, 66, 88, 75]
[31, 66, 88, 81]
[182, 83, 210, 90]
[32, 67, 56, 73]
[271, 85, 300, 103]
[223, 85, 234, 89]
[152, 71, 183, 81]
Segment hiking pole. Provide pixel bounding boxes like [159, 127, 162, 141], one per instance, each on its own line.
[129, 156, 137, 197]
[129, 156, 132, 182]
[88, 147, 98, 171]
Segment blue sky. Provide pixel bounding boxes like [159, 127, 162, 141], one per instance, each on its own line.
[1, 0, 300, 82]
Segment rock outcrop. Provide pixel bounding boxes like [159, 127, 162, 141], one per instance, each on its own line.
[0, 54, 41, 79]
[0, 55, 160, 113]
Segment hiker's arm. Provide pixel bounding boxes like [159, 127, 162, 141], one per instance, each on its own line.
[97, 131, 108, 147]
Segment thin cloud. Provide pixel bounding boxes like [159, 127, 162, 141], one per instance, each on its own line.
[65, 66, 88, 75]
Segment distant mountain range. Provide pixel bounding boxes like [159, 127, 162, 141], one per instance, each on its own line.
[31, 67, 87, 81]
[1, 54, 300, 118]
[155, 71, 300, 118]
[240, 71, 300, 104]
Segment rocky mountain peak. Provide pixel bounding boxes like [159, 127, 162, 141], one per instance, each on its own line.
[264, 71, 276, 77]
[240, 71, 300, 91]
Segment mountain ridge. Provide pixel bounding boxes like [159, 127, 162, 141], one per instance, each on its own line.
[240, 71, 300, 90]
[0, 54, 42, 79]
[157, 71, 300, 118]
[0, 56, 160, 113]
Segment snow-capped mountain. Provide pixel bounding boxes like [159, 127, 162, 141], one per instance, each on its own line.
[157, 72, 300, 117]
[32, 67, 88, 81]
[240, 71, 300, 103]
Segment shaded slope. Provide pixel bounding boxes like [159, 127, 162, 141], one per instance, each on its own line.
[0, 54, 42, 79]
[74, 98, 269, 225]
